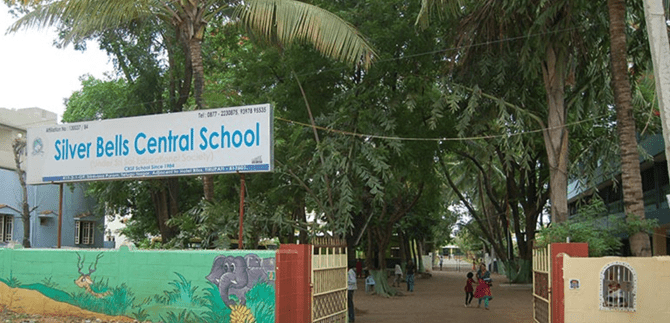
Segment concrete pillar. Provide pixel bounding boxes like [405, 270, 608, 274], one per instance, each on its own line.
[643, 0, 670, 188]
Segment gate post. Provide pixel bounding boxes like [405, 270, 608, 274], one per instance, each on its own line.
[549, 243, 588, 323]
[276, 244, 311, 323]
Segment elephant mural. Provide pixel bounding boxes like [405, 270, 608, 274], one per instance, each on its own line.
[205, 254, 275, 307]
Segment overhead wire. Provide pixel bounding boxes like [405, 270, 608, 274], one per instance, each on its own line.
[57, 21, 599, 124]
[276, 112, 612, 142]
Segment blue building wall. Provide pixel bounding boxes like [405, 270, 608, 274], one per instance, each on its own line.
[0, 168, 102, 248]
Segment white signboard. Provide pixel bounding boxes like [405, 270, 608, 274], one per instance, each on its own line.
[26, 104, 273, 184]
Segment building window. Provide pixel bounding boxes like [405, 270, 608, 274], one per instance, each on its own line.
[0, 215, 13, 242]
[75, 221, 95, 245]
[600, 262, 636, 311]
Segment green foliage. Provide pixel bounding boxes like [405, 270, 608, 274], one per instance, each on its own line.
[453, 222, 484, 258]
[537, 199, 620, 257]
[537, 198, 658, 257]
[135, 237, 165, 250]
[40, 276, 58, 289]
[0, 273, 21, 288]
[62, 76, 133, 122]
[160, 273, 204, 307]
[160, 309, 206, 323]
[132, 308, 150, 322]
[90, 278, 111, 295]
[621, 215, 659, 237]
[246, 282, 275, 323]
[202, 282, 232, 323]
[71, 282, 135, 317]
[166, 200, 238, 250]
[200, 281, 276, 323]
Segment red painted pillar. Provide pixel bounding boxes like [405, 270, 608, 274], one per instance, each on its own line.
[276, 244, 311, 323]
[550, 243, 588, 323]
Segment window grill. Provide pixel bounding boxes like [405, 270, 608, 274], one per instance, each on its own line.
[600, 262, 636, 311]
[0, 215, 12, 242]
[75, 220, 95, 245]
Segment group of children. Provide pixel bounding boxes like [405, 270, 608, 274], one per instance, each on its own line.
[464, 264, 494, 310]
[363, 262, 495, 311]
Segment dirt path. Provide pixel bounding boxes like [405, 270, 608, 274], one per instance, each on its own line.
[354, 265, 534, 323]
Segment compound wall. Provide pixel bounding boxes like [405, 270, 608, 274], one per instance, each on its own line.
[562, 255, 670, 322]
[0, 245, 277, 323]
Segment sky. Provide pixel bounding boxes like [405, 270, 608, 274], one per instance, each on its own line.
[0, 3, 113, 121]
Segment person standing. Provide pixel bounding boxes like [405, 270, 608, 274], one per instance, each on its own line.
[393, 263, 403, 287]
[406, 260, 416, 292]
[474, 277, 493, 310]
[476, 263, 490, 281]
[439, 256, 443, 271]
[347, 263, 357, 322]
[474, 264, 493, 310]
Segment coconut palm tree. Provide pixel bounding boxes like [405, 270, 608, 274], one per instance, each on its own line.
[8, 0, 375, 202]
[607, 0, 651, 256]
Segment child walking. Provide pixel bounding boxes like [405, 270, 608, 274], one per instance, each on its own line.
[464, 272, 475, 307]
[474, 277, 493, 310]
[365, 272, 376, 293]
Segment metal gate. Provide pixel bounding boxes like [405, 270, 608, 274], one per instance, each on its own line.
[311, 237, 348, 323]
[533, 245, 551, 323]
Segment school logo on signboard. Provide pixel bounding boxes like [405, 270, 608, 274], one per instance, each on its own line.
[32, 138, 44, 155]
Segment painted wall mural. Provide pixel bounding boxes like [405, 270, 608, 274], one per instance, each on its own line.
[0, 246, 277, 323]
[206, 254, 276, 307]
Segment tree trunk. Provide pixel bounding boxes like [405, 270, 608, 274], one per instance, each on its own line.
[12, 138, 30, 248]
[417, 240, 425, 272]
[366, 230, 375, 270]
[167, 177, 180, 217]
[202, 176, 215, 202]
[151, 179, 179, 243]
[370, 224, 395, 271]
[608, 0, 651, 256]
[410, 239, 417, 266]
[188, 37, 206, 110]
[377, 242, 387, 272]
[541, 45, 570, 223]
[292, 195, 308, 244]
[399, 230, 407, 265]
[20, 183, 30, 248]
[184, 18, 214, 202]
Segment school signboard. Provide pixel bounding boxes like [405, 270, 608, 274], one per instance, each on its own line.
[26, 104, 273, 184]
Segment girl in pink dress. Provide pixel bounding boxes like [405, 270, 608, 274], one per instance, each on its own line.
[474, 277, 493, 309]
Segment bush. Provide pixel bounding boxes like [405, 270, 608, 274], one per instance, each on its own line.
[536, 198, 657, 257]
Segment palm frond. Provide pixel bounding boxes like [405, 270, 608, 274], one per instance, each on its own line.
[415, 0, 464, 30]
[235, 0, 376, 70]
[7, 0, 156, 45]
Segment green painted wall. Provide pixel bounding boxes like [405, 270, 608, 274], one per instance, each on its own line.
[0, 246, 276, 323]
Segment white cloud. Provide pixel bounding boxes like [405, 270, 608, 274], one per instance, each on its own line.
[0, 4, 113, 121]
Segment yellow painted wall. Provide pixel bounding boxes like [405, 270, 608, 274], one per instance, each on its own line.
[562, 255, 670, 322]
